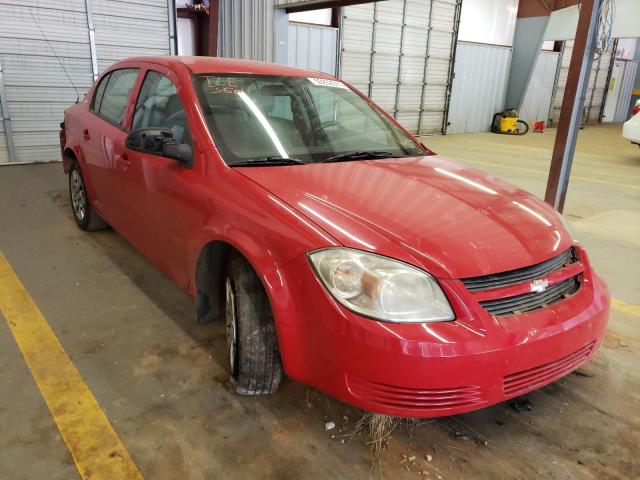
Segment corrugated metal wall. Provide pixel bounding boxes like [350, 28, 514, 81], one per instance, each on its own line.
[0, 0, 172, 164]
[520, 50, 560, 126]
[0, 2, 93, 164]
[340, 0, 462, 135]
[0, 65, 9, 163]
[550, 41, 614, 125]
[218, 0, 276, 62]
[288, 23, 338, 75]
[446, 42, 512, 134]
[93, 0, 171, 71]
[613, 59, 639, 122]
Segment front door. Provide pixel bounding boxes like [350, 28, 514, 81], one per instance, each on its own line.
[117, 67, 196, 287]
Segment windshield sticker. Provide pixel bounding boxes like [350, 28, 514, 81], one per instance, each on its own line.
[205, 77, 242, 94]
[307, 77, 349, 90]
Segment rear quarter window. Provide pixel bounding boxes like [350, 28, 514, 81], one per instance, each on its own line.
[91, 73, 110, 112]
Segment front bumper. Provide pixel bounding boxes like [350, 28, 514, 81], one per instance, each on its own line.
[270, 253, 610, 418]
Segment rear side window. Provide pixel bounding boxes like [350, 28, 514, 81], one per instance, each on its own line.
[91, 73, 110, 112]
[97, 68, 139, 126]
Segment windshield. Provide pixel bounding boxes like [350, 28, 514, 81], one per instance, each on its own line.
[192, 74, 424, 165]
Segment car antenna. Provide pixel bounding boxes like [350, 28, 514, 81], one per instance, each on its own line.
[29, 10, 82, 103]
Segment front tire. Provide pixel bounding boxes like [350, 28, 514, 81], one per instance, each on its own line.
[225, 254, 282, 395]
[69, 162, 108, 231]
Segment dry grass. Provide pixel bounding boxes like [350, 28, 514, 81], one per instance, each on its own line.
[353, 413, 419, 478]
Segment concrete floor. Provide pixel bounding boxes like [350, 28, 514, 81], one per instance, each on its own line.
[0, 122, 638, 479]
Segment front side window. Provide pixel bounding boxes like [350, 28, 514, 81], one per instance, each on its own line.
[192, 74, 424, 165]
[133, 71, 191, 145]
[98, 68, 139, 126]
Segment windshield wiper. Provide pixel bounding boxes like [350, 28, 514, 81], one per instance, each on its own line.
[321, 151, 397, 163]
[229, 156, 310, 167]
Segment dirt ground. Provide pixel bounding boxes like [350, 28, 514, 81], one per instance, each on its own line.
[0, 123, 638, 479]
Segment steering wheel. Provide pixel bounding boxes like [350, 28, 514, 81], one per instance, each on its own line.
[164, 109, 186, 126]
[309, 121, 341, 138]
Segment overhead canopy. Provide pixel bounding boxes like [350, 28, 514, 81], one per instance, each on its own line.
[544, 0, 640, 41]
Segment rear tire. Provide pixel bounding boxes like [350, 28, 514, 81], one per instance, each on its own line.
[224, 254, 282, 395]
[69, 162, 108, 231]
[516, 119, 529, 135]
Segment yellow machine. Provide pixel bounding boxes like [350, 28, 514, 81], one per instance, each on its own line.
[491, 109, 529, 135]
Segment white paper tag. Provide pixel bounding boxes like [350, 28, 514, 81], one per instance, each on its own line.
[307, 77, 349, 90]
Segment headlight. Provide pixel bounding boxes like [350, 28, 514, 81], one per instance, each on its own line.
[308, 248, 454, 323]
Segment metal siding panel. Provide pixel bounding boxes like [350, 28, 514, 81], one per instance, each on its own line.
[0, 88, 7, 164]
[0, 0, 171, 164]
[520, 50, 560, 125]
[614, 60, 638, 122]
[405, 0, 431, 26]
[0, 4, 89, 44]
[0, 2, 92, 163]
[340, 0, 460, 135]
[447, 42, 512, 134]
[92, 0, 168, 21]
[551, 41, 614, 124]
[287, 23, 338, 75]
[0, 55, 93, 90]
[218, 0, 275, 62]
[401, 56, 426, 83]
[93, 0, 170, 63]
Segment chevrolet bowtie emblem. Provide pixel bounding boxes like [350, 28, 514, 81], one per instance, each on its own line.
[530, 278, 549, 293]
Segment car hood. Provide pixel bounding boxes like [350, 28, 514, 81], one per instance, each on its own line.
[236, 155, 573, 279]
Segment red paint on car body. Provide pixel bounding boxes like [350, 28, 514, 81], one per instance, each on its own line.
[61, 56, 609, 417]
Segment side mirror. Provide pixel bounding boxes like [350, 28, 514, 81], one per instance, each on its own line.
[125, 128, 193, 167]
[163, 140, 193, 167]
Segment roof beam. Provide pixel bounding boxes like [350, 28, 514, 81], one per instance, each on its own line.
[277, 0, 387, 14]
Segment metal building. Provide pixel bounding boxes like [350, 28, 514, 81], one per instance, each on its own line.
[0, 0, 176, 164]
[549, 39, 614, 125]
[0, 0, 631, 165]
[446, 0, 517, 134]
[218, 0, 463, 136]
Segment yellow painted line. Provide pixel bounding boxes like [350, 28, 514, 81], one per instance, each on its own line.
[612, 298, 640, 318]
[463, 159, 640, 190]
[0, 251, 143, 480]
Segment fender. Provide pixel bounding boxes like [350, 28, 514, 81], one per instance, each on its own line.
[64, 140, 100, 207]
[191, 228, 332, 380]
[189, 179, 341, 379]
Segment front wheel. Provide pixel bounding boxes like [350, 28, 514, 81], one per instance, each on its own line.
[69, 162, 108, 231]
[224, 254, 282, 395]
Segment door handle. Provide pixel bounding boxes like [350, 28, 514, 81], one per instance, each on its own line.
[118, 152, 132, 170]
[83, 128, 90, 140]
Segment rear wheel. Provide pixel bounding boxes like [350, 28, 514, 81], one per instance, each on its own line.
[224, 254, 282, 395]
[516, 119, 529, 135]
[69, 162, 108, 231]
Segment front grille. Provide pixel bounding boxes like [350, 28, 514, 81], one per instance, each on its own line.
[479, 277, 579, 316]
[461, 248, 576, 292]
[503, 341, 595, 396]
[347, 376, 484, 411]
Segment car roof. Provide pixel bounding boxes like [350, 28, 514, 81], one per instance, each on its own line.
[118, 56, 336, 79]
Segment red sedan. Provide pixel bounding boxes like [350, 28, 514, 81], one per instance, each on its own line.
[60, 57, 609, 418]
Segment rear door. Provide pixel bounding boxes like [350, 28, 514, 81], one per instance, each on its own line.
[83, 68, 140, 226]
